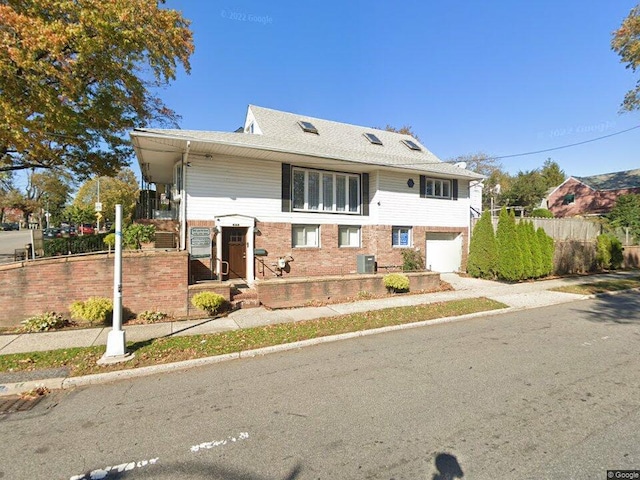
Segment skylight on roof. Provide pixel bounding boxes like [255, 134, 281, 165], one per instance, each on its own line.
[401, 139, 422, 151]
[364, 133, 383, 145]
[298, 120, 318, 134]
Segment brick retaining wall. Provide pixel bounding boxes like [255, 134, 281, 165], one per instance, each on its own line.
[257, 271, 441, 309]
[0, 251, 191, 328]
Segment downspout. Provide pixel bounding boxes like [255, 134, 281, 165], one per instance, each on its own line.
[180, 141, 191, 251]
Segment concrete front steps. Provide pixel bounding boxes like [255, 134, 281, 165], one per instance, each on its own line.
[230, 284, 260, 310]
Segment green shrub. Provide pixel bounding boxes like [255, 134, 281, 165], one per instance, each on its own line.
[496, 207, 524, 281]
[527, 221, 543, 278]
[70, 297, 113, 325]
[191, 292, 227, 316]
[467, 210, 498, 279]
[596, 234, 624, 270]
[137, 310, 169, 323]
[123, 223, 156, 249]
[383, 273, 410, 293]
[43, 232, 110, 257]
[104, 233, 116, 249]
[517, 221, 533, 279]
[530, 208, 554, 218]
[401, 249, 424, 271]
[20, 312, 73, 332]
[537, 227, 555, 276]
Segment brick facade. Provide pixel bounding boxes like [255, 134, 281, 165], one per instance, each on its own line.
[547, 178, 640, 218]
[257, 271, 441, 309]
[0, 251, 191, 328]
[252, 221, 468, 280]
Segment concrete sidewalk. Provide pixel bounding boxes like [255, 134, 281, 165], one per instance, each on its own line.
[0, 271, 636, 396]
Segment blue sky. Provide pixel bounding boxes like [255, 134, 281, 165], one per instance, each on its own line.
[155, 0, 639, 178]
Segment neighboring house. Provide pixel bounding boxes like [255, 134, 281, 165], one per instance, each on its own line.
[131, 105, 483, 282]
[546, 168, 640, 218]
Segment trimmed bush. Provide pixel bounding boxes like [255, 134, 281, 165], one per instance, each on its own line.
[537, 227, 555, 276]
[104, 233, 116, 250]
[517, 221, 533, 279]
[136, 310, 169, 323]
[530, 208, 554, 218]
[70, 297, 113, 325]
[383, 273, 410, 293]
[527, 221, 543, 278]
[596, 234, 624, 270]
[401, 249, 424, 271]
[496, 207, 524, 281]
[467, 210, 498, 279]
[191, 292, 226, 316]
[123, 223, 156, 249]
[20, 312, 73, 332]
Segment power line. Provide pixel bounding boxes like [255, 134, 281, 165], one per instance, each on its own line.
[491, 124, 640, 160]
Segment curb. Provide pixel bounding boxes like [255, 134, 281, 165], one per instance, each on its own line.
[3, 276, 637, 397]
[0, 306, 514, 396]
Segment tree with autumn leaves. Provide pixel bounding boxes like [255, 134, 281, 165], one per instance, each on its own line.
[0, 0, 194, 178]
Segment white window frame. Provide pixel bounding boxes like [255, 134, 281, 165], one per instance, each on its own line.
[292, 224, 320, 248]
[338, 225, 361, 248]
[292, 167, 360, 214]
[392, 226, 412, 247]
[425, 178, 451, 199]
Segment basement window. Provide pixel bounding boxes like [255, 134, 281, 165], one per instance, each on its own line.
[298, 121, 318, 134]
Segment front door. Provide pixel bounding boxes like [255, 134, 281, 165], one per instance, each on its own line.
[222, 227, 247, 280]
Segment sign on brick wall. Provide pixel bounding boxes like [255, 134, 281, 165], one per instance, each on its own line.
[189, 227, 212, 259]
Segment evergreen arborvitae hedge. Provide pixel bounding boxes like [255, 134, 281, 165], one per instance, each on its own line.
[527, 221, 543, 278]
[467, 210, 498, 279]
[517, 220, 533, 279]
[496, 207, 524, 281]
[537, 227, 555, 276]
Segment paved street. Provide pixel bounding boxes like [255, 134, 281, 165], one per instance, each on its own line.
[1, 293, 639, 479]
[0, 230, 32, 263]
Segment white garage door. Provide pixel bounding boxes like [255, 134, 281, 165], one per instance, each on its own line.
[425, 233, 462, 273]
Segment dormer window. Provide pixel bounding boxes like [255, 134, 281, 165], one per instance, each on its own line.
[298, 120, 318, 134]
[401, 139, 421, 151]
[363, 133, 383, 145]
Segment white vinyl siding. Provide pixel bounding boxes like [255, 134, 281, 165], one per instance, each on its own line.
[376, 172, 470, 227]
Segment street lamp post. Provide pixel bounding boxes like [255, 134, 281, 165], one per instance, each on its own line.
[98, 204, 134, 365]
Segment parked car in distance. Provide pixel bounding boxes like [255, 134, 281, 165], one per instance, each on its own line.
[1, 222, 19, 231]
[60, 225, 77, 237]
[43, 228, 62, 239]
[78, 224, 95, 235]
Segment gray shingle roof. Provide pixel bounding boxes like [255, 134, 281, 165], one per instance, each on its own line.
[574, 168, 640, 191]
[136, 105, 482, 179]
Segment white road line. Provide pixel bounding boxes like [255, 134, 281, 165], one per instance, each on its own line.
[69, 458, 159, 480]
[190, 432, 250, 453]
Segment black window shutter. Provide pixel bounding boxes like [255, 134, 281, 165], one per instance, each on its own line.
[452, 179, 458, 200]
[361, 173, 369, 216]
[282, 163, 291, 212]
[420, 175, 426, 198]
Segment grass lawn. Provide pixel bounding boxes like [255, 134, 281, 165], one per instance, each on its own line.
[552, 276, 640, 295]
[0, 297, 507, 377]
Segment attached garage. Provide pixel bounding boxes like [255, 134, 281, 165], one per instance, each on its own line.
[425, 233, 463, 273]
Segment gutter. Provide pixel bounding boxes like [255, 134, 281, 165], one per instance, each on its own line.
[180, 141, 191, 251]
